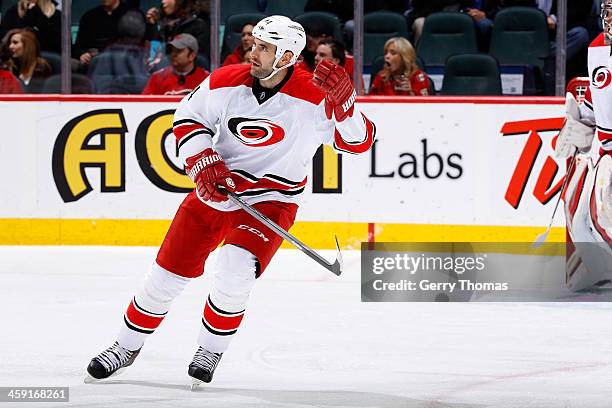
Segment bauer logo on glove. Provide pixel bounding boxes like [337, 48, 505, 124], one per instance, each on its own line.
[311, 59, 356, 122]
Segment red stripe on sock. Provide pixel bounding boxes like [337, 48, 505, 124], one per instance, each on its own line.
[203, 301, 244, 331]
[125, 301, 165, 330]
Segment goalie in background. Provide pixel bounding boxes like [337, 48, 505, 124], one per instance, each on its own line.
[556, 0, 612, 291]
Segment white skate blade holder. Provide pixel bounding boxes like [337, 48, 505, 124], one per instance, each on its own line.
[84, 367, 128, 384]
[190, 378, 203, 391]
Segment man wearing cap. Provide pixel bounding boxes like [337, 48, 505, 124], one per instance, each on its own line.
[142, 33, 209, 95]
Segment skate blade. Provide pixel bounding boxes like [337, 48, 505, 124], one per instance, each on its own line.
[190, 378, 203, 391]
[84, 367, 127, 384]
[84, 374, 98, 384]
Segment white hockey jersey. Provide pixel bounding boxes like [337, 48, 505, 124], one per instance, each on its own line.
[172, 64, 375, 211]
[579, 32, 612, 154]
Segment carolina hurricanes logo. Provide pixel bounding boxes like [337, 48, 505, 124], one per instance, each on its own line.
[592, 66, 612, 89]
[228, 117, 285, 147]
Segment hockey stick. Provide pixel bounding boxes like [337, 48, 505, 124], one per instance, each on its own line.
[532, 151, 578, 248]
[226, 191, 343, 276]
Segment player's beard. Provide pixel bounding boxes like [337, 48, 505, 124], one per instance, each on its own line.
[250, 63, 274, 79]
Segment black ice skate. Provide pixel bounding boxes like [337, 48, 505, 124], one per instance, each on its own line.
[85, 341, 141, 383]
[188, 346, 223, 390]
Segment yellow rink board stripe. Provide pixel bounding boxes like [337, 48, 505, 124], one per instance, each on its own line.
[0, 218, 565, 248]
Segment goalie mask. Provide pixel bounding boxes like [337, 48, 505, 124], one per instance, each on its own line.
[252, 15, 306, 80]
[603, 0, 612, 45]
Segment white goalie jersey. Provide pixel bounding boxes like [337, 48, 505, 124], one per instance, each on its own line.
[578, 32, 612, 154]
[172, 63, 375, 211]
[563, 32, 612, 290]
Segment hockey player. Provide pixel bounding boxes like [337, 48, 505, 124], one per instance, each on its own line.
[85, 15, 375, 387]
[555, 0, 612, 291]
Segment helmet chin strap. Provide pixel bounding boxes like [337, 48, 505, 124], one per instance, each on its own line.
[259, 61, 284, 81]
[258, 52, 295, 81]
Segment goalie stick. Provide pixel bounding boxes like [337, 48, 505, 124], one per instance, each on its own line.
[226, 191, 343, 276]
[532, 151, 578, 248]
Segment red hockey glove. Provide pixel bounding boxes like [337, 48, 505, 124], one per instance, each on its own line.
[185, 148, 236, 203]
[311, 59, 356, 122]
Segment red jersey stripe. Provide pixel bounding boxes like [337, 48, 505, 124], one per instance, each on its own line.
[333, 113, 375, 154]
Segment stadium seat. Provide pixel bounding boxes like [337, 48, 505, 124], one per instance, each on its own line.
[42, 74, 94, 94]
[220, 0, 260, 23]
[265, 0, 307, 18]
[106, 74, 149, 94]
[440, 53, 502, 95]
[221, 12, 265, 62]
[363, 11, 409, 66]
[88, 46, 149, 94]
[489, 7, 550, 72]
[370, 55, 385, 80]
[196, 54, 210, 71]
[416, 12, 477, 67]
[294, 12, 343, 44]
[41, 52, 61, 75]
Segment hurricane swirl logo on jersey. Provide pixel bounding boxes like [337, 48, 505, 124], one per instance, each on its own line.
[592, 66, 612, 89]
[228, 117, 285, 147]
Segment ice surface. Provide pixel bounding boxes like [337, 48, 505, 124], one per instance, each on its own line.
[1, 246, 611, 408]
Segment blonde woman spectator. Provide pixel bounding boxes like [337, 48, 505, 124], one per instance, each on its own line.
[5, 28, 51, 92]
[369, 37, 430, 96]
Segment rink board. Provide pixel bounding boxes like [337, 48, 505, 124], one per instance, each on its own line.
[0, 95, 570, 247]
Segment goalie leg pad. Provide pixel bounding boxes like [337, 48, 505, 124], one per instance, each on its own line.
[592, 154, 612, 234]
[565, 155, 612, 291]
[198, 244, 258, 353]
[118, 262, 190, 350]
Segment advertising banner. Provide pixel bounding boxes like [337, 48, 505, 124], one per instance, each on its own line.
[0, 95, 572, 247]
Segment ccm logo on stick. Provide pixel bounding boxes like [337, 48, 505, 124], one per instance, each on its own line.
[237, 225, 269, 242]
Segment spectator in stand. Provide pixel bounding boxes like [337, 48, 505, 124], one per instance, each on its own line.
[145, 0, 210, 65]
[0, 0, 61, 54]
[409, 0, 457, 45]
[306, 38, 361, 86]
[314, 38, 346, 67]
[88, 10, 149, 93]
[4, 28, 51, 92]
[297, 18, 336, 72]
[539, 0, 591, 60]
[222, 22, 255, 66]
[142, 33, 209, 95]
[457, 0, 501, 51]
[369, 36, 430, 96]
[0, 0, 37, 39]
[305, 0, 353, 23]
[73, 0, 131, 71]
[0, 42, 23, 93]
